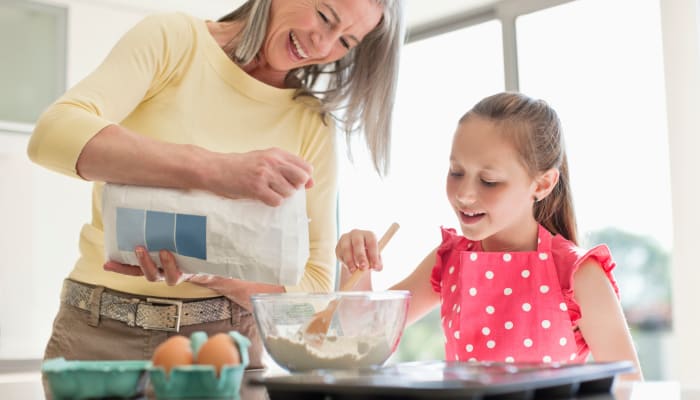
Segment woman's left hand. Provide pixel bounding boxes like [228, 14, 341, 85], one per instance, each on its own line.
[103, 246, 191, 285]
[104, 246, 284, 310]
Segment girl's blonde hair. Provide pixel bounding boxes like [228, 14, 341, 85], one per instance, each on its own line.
[219, 0, 405, 176]
[459, 92, 578, 244]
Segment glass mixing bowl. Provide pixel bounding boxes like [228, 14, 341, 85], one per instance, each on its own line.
[251, 291, 410, 372]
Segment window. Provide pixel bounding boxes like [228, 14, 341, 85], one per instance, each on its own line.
[0, 1, 67, 126]
[518, 0, 672, 379]
[338, 0, 672, 379]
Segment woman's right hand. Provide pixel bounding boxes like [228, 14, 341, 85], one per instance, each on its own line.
[335, 229, 384, 274]
[76, 127, 313, 207]
[212, 148, 314, 207]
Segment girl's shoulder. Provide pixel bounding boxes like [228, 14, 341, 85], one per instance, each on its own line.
[438, 226, 475, 251]
[431, 227, 474, 292]
[550, 233, 619, 296]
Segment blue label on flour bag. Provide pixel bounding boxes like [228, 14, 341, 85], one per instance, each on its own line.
[116, 207, 207, 260]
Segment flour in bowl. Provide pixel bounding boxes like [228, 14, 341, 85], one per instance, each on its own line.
[264, 334, 392, 371]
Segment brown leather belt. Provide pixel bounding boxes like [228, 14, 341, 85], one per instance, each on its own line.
[61, 279, 231, 332]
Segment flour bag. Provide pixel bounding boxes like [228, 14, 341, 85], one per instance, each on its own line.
[102, 183, 309, 285]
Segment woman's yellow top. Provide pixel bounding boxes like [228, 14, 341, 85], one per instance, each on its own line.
[28, 13, 338, 298]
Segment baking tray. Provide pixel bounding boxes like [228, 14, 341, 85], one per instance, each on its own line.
[251, 360, 635, 399]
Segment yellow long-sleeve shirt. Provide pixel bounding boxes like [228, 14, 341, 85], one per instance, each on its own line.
[27, 12, 337, 298]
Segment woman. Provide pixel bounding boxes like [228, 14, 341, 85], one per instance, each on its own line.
[28, 0, 404, 368]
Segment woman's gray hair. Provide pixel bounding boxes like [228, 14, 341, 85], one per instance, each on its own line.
[219, 0, 405, 176]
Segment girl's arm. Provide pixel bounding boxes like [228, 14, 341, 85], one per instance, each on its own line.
[574, 259, 644, 381]
[390, 248, 441, 326]
[336, 229, 441, 325]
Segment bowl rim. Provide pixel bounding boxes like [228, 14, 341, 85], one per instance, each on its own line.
[250, 290, 411, 302]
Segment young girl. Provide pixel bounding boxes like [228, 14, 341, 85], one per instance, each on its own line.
[336, 92, 643, 380]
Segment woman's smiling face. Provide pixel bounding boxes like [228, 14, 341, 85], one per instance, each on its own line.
[264, 0, 384, 71]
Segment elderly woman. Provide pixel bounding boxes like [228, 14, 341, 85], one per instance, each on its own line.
[28, 0, 404, 368]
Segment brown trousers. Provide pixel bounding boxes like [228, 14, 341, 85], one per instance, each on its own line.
[42, 284, 266, 399]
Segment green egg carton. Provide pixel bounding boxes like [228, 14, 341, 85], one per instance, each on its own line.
[42, 357, 150, 400]
[149, 331, 251, 399]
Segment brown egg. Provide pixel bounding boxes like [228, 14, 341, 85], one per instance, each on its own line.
[152, 335, 193, 374]
[196, 333, 241, 376]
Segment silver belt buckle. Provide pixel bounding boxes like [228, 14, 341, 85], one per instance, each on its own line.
[143, 297, 183, 332]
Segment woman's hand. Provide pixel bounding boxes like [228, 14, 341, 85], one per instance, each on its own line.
[104, 246, 285, 310]
[186, 275, 284, 311]
[211, 148, 314, 207]
[335, 229, 385, 274]
[77, 126, 314, 208]
[103, 246, 190, 286]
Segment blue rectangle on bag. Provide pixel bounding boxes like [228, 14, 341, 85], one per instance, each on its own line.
[145, 211, 176, 252]
[175, 214, 207, 260]
[116, 207, 146, 251]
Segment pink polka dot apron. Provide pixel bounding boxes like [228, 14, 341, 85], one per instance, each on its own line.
[440, 225, 578, 364]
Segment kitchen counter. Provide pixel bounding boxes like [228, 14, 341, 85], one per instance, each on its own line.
[1, 370, 697, 399]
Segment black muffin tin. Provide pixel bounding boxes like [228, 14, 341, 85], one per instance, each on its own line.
[251, 360, 635, 399]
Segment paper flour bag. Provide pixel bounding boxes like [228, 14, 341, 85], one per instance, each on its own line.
[102, 183, 309, 285]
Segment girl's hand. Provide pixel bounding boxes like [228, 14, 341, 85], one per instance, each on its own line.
[211, 148, 314, 207]
[103, 246, 190, 286]
[335, 229, 384, 273]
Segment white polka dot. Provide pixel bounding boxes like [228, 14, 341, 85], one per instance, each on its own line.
[539, 285, 550, 293]
[560, 337, 568, 346]
[466, 344, 474, 352]
[485, 271, 494, 279]
[469, 287, 478, 296]
[541, 320, 551, 329]
[560, 302, 568, 311]
[539, 253, 548, 260]
[543, 355, 552, 363]
[504, 321, 514, 330]
[441, 316, 445, 323]
[470, 253, 478, 261]
[504, 287, 513, 296]
[503, 253, 512, 262]
[468, 357, 477, 362]
[448, 266, 455, 274]
[454, 331, 460, 339]
[570, 353, 577, 361]
[486, 340, 496, 349]
[482, 327, 491, 336]
[522, 303, 532, 312]
[451, 284, 457, 293]
[448, 320, 452, 328]
[521, 269, 531, 278]
[452, 303, 458, 311]
[455, 354, 460, 360]
[468, 243, 474, 249]
[524, 338, 533, 348]
[456, 305, 461, 313]
[538, 238, 541, 244]
[505, 356, 515, 363]
[486, 305, 495, 314]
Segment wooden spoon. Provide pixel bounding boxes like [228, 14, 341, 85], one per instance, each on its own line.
[299, 222, 400, 347]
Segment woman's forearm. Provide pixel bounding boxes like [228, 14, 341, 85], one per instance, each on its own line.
[76, 124, 211, 190]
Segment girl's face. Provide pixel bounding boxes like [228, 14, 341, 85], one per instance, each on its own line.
[446, 116, 548, 251]
[264, 0, 383, 71]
